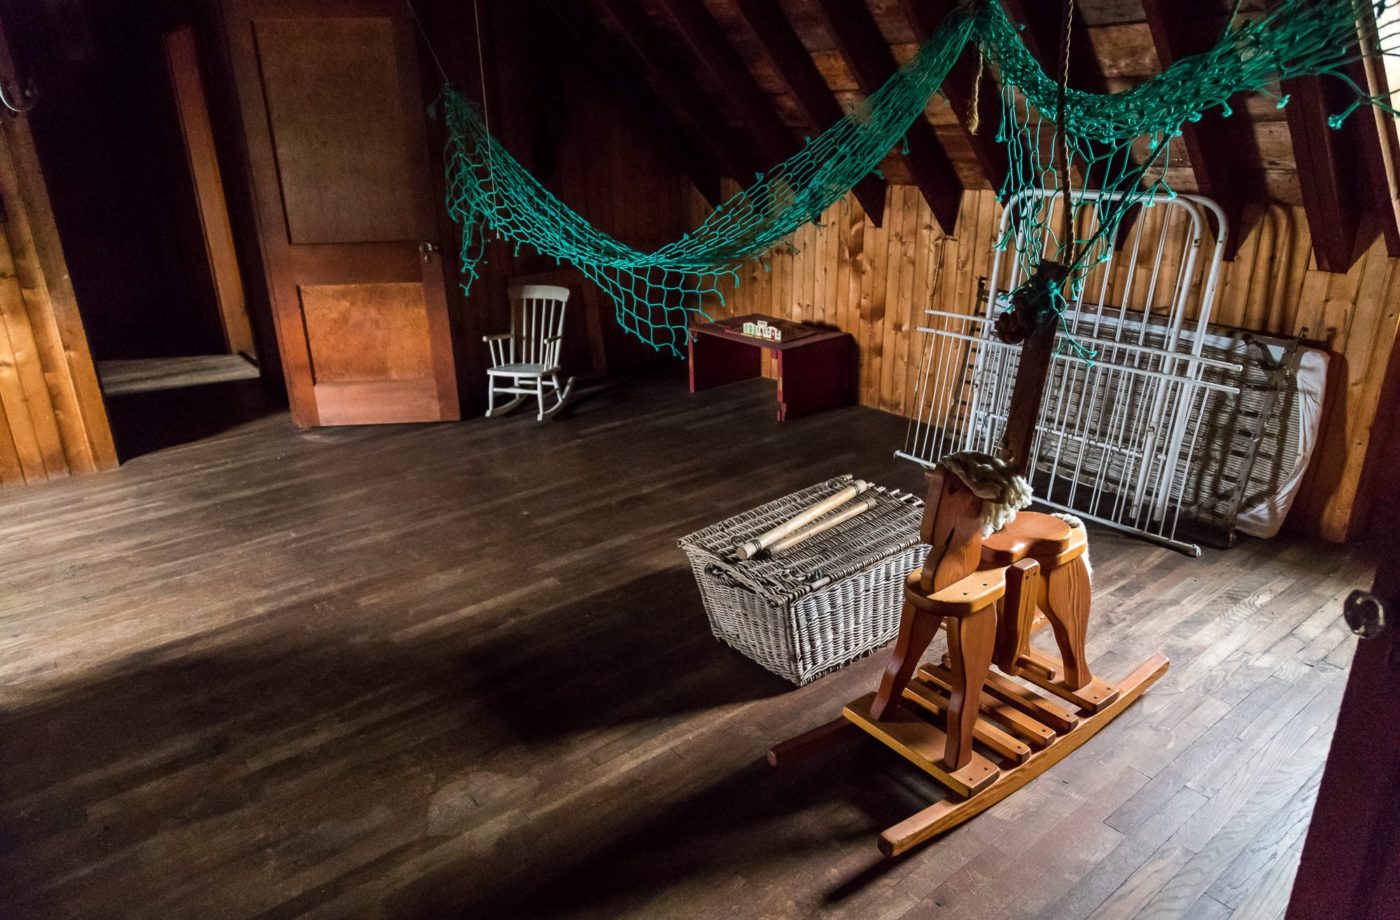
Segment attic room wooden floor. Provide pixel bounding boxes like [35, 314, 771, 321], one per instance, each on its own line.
[1, 370, 1368, 920]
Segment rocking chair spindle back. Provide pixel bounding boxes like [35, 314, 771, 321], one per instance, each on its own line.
[484, 284, 576, 421]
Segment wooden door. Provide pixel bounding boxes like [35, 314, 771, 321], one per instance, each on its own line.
[221, 0, 458, 426]
[1286, 537, 1400, 919]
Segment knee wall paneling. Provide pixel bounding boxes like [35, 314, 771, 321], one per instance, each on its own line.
[697, 185, 1400, 542]
[0, 76, 116, 487]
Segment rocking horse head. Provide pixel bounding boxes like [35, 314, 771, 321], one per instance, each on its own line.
[918, 452, 1032, 592]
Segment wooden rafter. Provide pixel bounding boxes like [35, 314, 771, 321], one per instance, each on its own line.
[548, 0, 722, 205]
[895, 0, 1008, 192]
[1351, 31, 1400, 258]
[1142, 0, 1266, 260]
[650, 0, 792, 166]
[729, 0, 887, 225]
[590, 0, 764, 183]
[1272, 0, 1399, 272]
[813, 0, 964, 233]
[1281, 74, 1372, 272]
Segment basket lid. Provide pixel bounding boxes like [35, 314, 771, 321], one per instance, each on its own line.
[678, 475, 924, 600]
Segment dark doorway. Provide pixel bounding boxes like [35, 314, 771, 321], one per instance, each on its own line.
[8, 0, 281, 459]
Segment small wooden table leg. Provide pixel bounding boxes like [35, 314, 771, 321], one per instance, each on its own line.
[774, 333, 854, 420]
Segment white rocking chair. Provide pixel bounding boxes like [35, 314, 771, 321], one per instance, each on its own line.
[484, 284, 576, 421]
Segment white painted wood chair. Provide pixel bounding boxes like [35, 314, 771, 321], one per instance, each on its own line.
[484, 284, 575, 421]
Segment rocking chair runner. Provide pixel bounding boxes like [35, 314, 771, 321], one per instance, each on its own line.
[484, 284, 576, 421]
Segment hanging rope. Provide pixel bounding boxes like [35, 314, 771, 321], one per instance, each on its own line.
[443, 0, 1400, 357]
[967, 50, 986, 134]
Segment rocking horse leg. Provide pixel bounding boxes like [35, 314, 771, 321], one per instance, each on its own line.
[1043, 556, 1093, 690]
[994, 559, 1040, 674]
[871, 601, 943, 721]
[944, 605, 996, 770]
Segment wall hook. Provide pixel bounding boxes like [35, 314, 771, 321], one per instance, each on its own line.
[0, 77, 38, 114]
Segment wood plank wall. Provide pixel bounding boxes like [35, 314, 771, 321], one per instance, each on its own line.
[425, 0, 694, 413]
[0, 29, 117, 488]
[697, 185, 1400, 542]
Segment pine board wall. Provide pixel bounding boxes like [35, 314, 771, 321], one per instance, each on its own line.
[0, 28, 116, 488]
[696, 185, 1400, 542]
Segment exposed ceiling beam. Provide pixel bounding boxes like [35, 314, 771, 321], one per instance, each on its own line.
[812, 0, 964, 233]
[590, 0, 765, 183]
[650, 0, 793, 165]
[1142, 0, 1266, 260]
[548, 0, 722, 205]
[729, 0, 887, 225]
[1281, 74, 1373, 271]
[1267, 0, 1399, 271]
[1344, 37, 1400, 257]
[895, 0, 1008, 192]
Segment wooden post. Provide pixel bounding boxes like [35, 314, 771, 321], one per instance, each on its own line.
[998, 261, 1069, 477]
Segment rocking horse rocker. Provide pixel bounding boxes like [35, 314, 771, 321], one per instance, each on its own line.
[767, 261, 1169, 857]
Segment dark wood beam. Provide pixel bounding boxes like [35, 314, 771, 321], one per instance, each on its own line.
[812, 0, 964, 233]
[548, 1, 723, 204]
[590, 0, 765, 183]
[729, 0, 887, 225]
[895, 0, 1007, 192]
[1345, 34, 1400, 257]
[1281, 74, 1373, 272]
[1267, 0, 1399, 270]
[1142, 0, 1266, 260]
[650, 0, 792, 166]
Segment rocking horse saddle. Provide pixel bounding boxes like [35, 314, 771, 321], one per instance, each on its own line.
[981, 511, 1085, 567]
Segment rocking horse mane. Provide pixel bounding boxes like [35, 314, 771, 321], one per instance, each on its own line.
[935, 451, 1033, 537]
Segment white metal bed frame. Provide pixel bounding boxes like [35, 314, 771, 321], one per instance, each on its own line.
[898, 190, 1242, 555]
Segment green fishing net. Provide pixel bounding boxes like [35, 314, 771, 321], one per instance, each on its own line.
[442, 0, 1398, 357]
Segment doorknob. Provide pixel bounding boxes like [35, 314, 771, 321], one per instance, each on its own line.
[1343, 590, 1389, 639]
[419, 241, 439, 262]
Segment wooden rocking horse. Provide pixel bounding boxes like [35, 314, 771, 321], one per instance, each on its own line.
[767, 265, 1169, 857]
[769, 14, 1167, 851]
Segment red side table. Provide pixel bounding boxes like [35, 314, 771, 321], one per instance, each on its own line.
[688, 315, 856, 421]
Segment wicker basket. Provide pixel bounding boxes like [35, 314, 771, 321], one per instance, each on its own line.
[678, 475, 925, 686]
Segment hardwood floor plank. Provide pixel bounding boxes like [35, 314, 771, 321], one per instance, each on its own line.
[0, 368, 1369, 919]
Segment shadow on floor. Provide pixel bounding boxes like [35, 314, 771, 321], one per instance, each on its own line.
[0, 568, 805, 917]
[104, 377, 284, 461]
[448, 567, 793, 741]
[392, 747, 939, 919]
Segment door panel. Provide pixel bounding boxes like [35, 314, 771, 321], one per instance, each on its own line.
[253, 17, 420, 245]
[223, 0, 458, 426]
[300, 283, 432, 383]
[1287, 537, 1400, 919]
